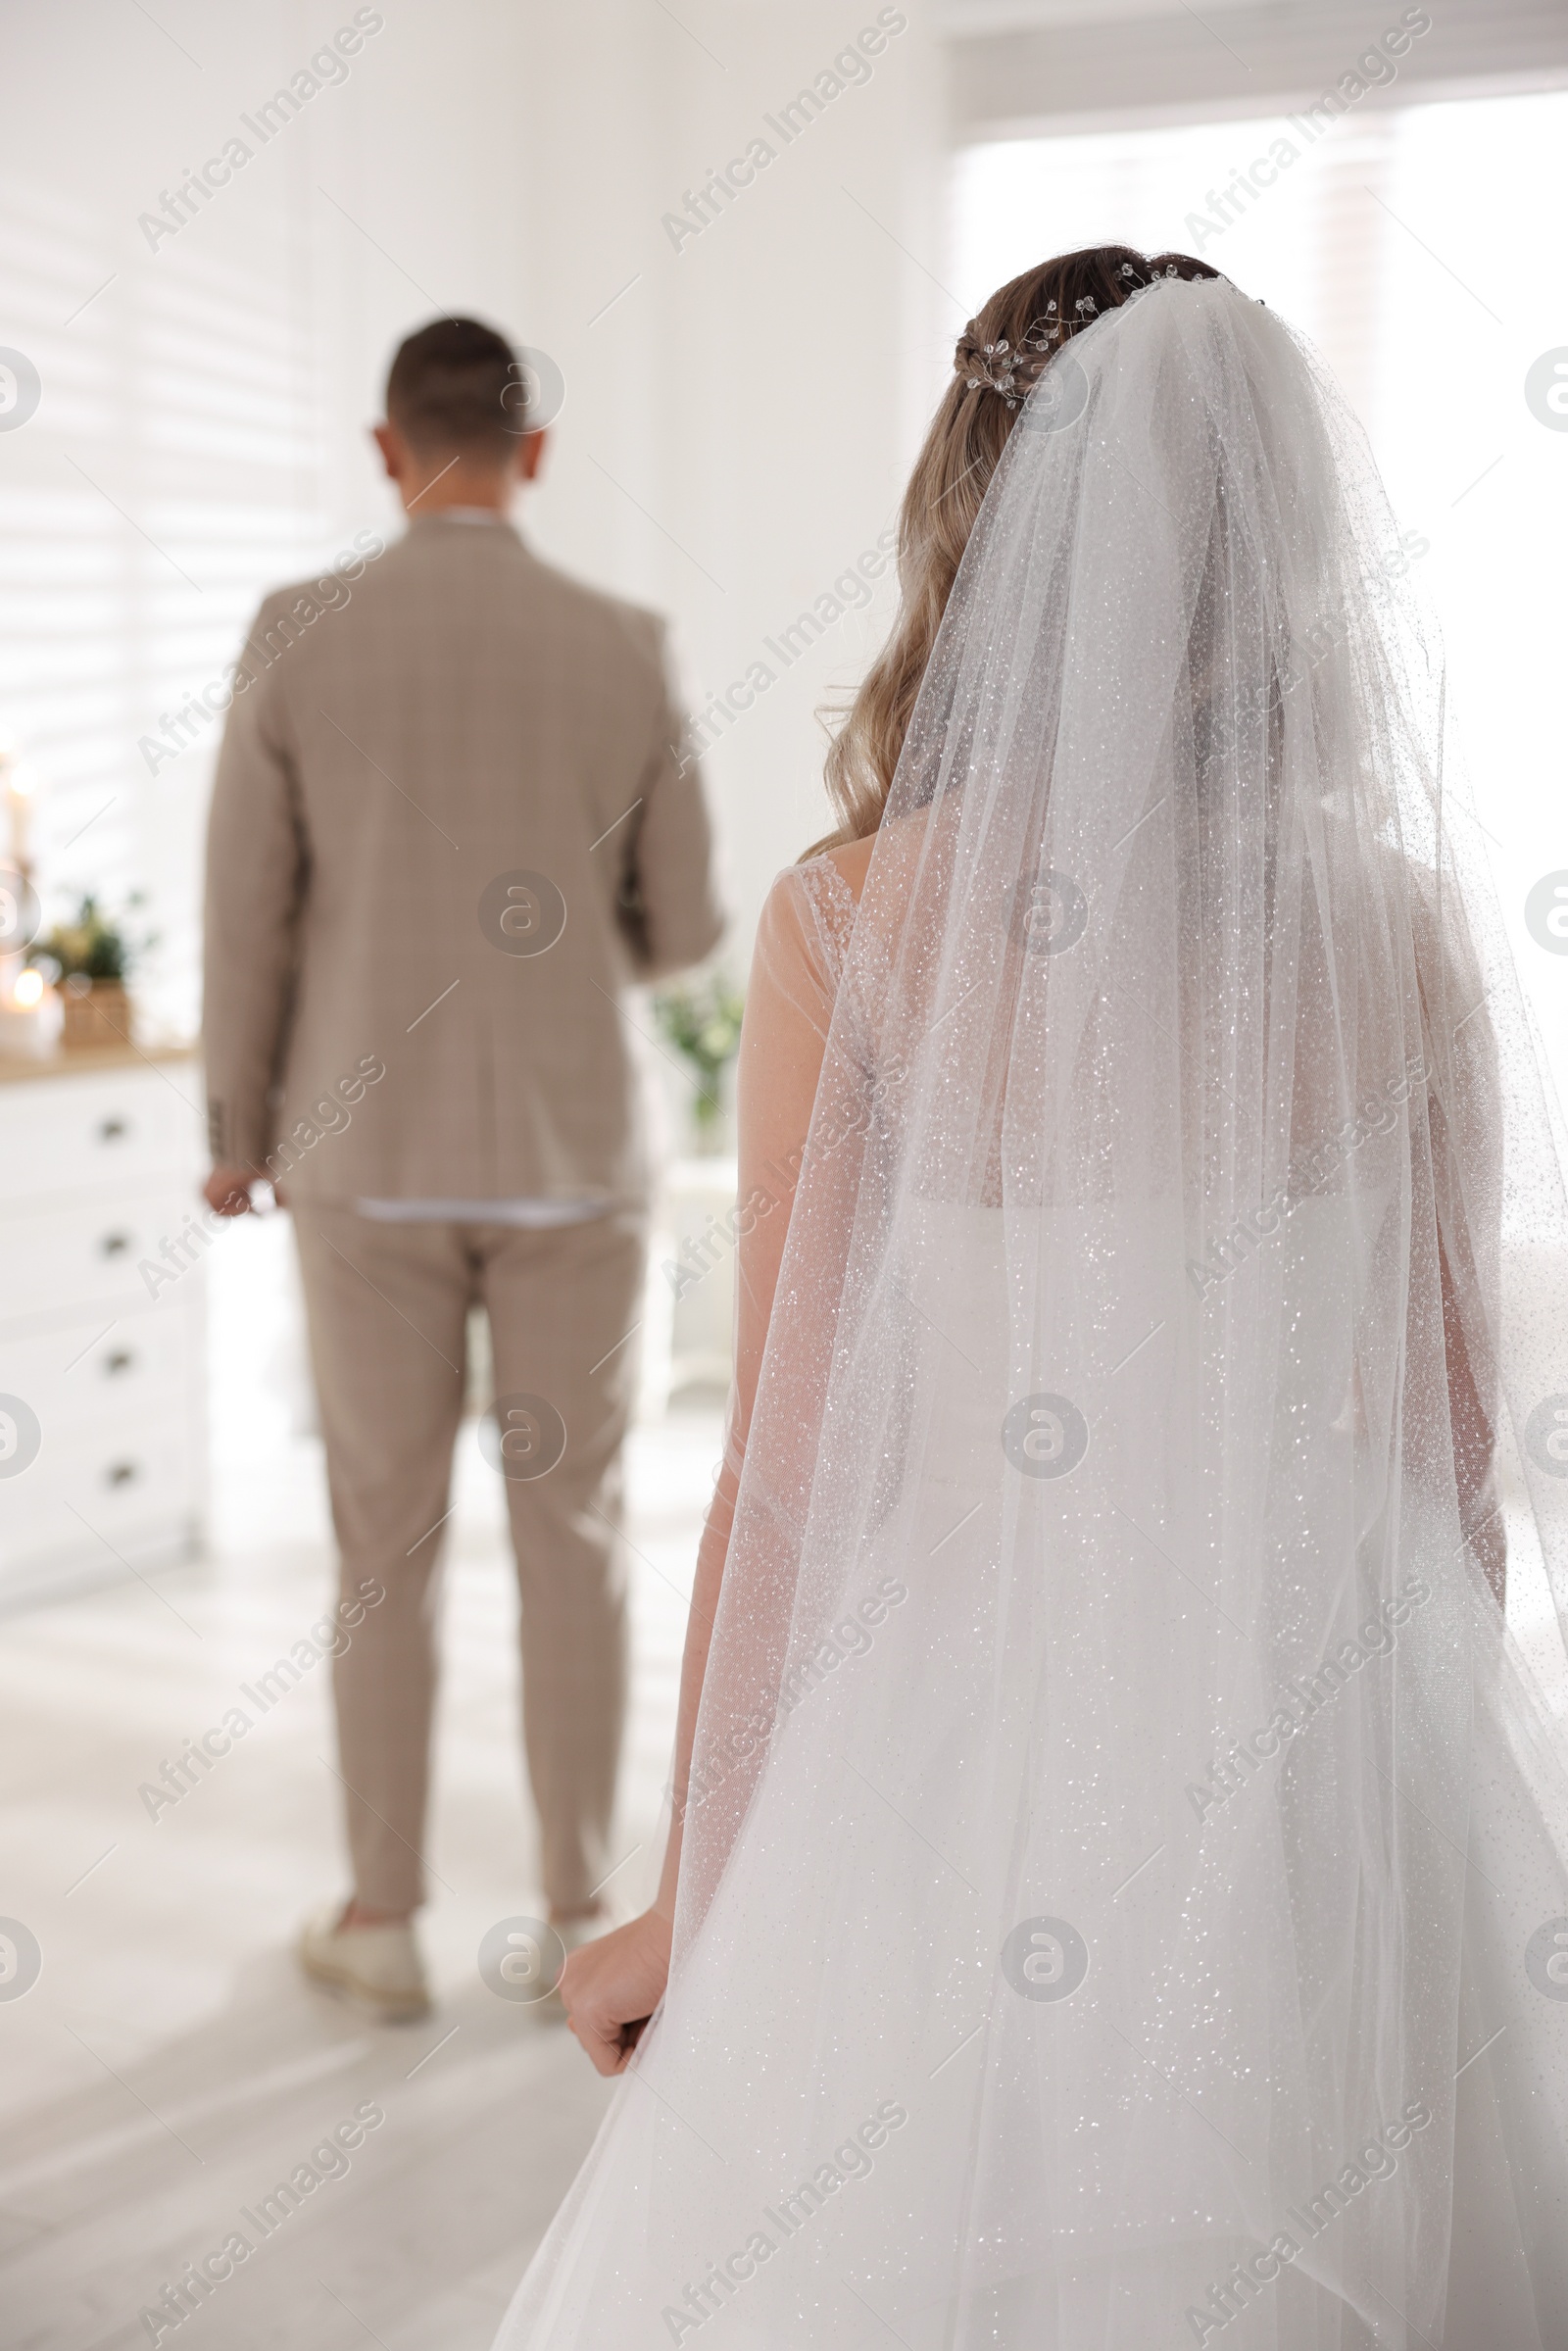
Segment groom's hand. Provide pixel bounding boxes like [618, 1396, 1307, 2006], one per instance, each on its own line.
[204, 1164, 262, 1215]
[561, 1910, 671, 2076]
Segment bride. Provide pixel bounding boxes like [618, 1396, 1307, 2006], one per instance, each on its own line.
[494, 248, 1568, 2347]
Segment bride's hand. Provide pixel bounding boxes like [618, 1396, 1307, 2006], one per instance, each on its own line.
[561, 1909, 672, 2076]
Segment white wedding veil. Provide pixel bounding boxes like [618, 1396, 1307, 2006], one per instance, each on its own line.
[500, 272, 1568, 2349]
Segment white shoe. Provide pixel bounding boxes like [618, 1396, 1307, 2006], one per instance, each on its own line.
[298, 1902, 431, 2023]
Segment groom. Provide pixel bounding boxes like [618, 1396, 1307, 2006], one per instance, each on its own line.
[202, 316, 724, 2017]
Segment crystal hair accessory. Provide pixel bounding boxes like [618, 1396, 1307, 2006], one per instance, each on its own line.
[955, 262, 1189, 406]
[955, 319, 1059, 410]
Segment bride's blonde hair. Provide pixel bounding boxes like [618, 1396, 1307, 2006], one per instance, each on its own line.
[812, 244, 1218, 856]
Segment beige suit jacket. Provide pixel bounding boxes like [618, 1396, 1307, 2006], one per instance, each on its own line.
[203, 516, 724, 1203]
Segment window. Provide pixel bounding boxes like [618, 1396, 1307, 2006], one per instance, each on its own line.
[955, 91, 1568, 1093]
[0, 182, 328, 1035]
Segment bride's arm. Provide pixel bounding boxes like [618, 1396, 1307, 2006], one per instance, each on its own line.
[1439, 1219, 1505, 1606]
[562, 868, 842, 2071]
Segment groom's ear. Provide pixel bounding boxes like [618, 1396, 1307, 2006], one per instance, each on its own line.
[517, 427, 549, 485]
[371, 420, 406, 481]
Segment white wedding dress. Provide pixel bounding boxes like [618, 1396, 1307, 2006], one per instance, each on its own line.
[494, 276, 1568, 2348]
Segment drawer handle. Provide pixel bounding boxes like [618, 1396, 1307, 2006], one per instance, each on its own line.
[105, 1460, 140, 1488]
[97, 1117, 130, 1144]
[104, 1349, 136, 1376]
[99, 1232, 132, 1257]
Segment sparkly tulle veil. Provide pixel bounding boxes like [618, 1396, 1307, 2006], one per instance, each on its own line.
[498, 273, 1568, 2349]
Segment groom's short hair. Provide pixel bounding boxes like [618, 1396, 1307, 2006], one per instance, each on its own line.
[385, 316, 520, 461]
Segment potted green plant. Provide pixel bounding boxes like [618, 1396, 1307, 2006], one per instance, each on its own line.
[654, 972, 745, 1152]
[31, 895, 150, 1050]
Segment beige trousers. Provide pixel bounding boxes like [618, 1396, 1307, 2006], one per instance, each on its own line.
[291, 1202, 644, 1917]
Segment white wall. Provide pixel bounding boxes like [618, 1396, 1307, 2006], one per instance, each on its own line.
[512, 0, 943, 948]
[0, 0, 943, 1029]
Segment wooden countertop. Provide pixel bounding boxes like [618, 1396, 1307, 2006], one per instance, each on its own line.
[0, 1041, 198, 1087]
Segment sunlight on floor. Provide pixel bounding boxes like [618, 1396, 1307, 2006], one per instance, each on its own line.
[0, 1210, 718, 2350]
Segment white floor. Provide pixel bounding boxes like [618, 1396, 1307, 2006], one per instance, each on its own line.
[0, 1211, 718, 2350]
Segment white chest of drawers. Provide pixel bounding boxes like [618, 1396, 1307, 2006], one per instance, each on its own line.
[0, 1047, 207, 1608]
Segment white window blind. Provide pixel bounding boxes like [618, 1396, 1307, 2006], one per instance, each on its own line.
[0, 181, 328, 1038]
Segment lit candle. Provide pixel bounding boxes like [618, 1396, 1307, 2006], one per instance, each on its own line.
[4, 759, 37, 870]
[0, 956, 58, 1058]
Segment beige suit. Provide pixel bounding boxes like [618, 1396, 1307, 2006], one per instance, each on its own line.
[204, 515, 723, 1915]
[205, 515, 721, 1198]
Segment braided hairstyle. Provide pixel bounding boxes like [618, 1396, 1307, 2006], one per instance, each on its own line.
[814, 245, 1219, 853]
